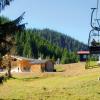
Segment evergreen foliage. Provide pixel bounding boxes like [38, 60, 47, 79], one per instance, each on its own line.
[32, 28, 88, 51]
[15, 28, 84, 64]
[0, 16, 87, 64]
[0, 0, 25, 57]
[0, 0, 26, 78]
[0, 13, 25, 56]
[0, 0, 13, 12]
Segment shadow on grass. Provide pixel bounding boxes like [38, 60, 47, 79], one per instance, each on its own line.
[85, 65, 100, 69]
[10, 76, 41, 81]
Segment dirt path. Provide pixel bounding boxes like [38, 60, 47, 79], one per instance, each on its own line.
[54, 62, 100, 77]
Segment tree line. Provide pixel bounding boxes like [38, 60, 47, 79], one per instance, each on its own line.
[32, 28, 88, 51]
[15, 29, 80, 64]
[0, 16, 88, 64]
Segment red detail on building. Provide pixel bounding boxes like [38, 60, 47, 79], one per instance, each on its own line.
[77, 51, 90, 55]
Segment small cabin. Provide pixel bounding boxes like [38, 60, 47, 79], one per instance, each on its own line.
[11, 56, 54, 73]
[77, 51, 90, 61]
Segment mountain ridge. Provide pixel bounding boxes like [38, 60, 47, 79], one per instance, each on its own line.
[32, 28, 88, 51]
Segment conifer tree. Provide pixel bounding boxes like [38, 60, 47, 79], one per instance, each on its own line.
[0, 0, 13, 12]
[0, 0, 26, 77]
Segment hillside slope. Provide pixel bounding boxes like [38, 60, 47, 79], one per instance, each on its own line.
[32, 28, 88, 51]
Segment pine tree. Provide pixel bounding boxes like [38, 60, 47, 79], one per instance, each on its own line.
[0, 0, 26, 77]
[61, 49, 68, 64]
[0, 0, 13, 12]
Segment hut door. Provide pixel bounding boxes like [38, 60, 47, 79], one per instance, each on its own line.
[45, 62, 54, 72]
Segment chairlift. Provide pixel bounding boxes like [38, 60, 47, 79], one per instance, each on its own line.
[85, 0, 100, 69]
[88, 0, 100, 54]
[88, 30, 100, 54]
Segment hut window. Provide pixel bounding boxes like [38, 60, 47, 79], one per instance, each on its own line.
[12, 58, 17, 61]
[23, 66, 30, 72]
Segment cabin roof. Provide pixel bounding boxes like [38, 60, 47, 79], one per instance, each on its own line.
[77, 51, 90, 55]
[30, 59, 48, 64]
[11, 55, 34, 61]
[11, 55, 52, 64]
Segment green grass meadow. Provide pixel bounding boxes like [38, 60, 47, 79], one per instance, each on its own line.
[0, 72, 100, 100]
[85, 60, 100, 69]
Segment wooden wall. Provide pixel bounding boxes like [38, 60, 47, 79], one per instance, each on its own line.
[18, 60, 31, 72]
[31, 64, 42, 73]
[11, 58, 54, 73]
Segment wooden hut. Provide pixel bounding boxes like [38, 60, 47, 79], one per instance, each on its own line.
[30, 60, 54, 73]
[11, 56, 54, 73]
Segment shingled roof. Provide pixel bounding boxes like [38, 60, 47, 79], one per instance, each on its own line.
[11, 55, 34, 61]
[11, 55, 52, 64]
[30, 59, 49, 64]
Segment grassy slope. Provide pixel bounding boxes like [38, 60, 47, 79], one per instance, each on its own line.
[0, 63, 100, 100]
[0, 73, 100, 100]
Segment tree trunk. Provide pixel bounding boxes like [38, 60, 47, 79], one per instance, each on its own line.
[7, 61, 12, 78]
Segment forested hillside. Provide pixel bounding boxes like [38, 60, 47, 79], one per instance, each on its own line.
[0, 16, 87, 64]
[15, 30, 79, 64]
[32, 28, 88, 51]
[15, 28, 88, 63]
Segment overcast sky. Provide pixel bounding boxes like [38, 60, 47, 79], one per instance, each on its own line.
[1, 0, 99, 44]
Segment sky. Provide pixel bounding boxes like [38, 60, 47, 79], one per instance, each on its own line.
[0, 0, 99, 44]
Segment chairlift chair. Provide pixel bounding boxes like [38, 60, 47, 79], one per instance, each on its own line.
[85, 0, 100, 69]
[88, 7, 100, 54]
